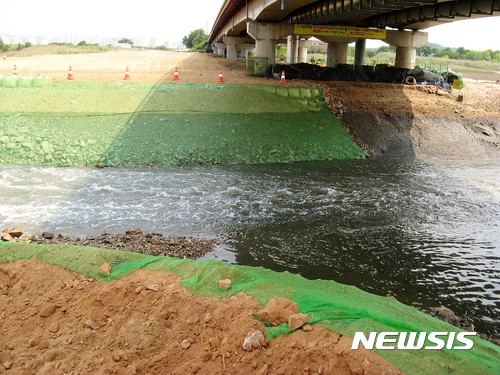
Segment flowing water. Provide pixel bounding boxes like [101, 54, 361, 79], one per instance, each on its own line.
[1, 159, 499, 337]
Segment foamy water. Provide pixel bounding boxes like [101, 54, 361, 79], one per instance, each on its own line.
[0, 159, 499, 336]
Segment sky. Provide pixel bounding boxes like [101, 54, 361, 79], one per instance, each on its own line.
[0, 0, 222, 45]
[0, 0, 499, 50]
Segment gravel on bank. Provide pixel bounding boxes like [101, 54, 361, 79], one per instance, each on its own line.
[2, 226, 218, 259]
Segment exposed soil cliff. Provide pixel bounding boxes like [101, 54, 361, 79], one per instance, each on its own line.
[323, 81, 500, 159]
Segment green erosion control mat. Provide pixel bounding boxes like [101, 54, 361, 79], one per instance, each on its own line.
[0, 242, 498, 375]
[0, 82, 365, 166]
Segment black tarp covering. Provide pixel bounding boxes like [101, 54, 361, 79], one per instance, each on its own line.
[266, 63, 452, 90]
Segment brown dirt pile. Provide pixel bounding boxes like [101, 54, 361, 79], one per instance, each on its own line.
[0, 260, 404, 375]
[323, 81, 500, 118]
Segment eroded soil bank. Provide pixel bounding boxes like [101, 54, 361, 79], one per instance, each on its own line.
[323, 81, 500, 159]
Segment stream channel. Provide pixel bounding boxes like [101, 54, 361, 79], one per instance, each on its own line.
[1, 158, 499, 338]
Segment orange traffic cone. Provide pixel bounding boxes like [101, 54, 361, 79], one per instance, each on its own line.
[124, 66, 131, 80]
[12, 64, 18, 75]
[280, 70, 286, 84]
[67, 66, 74, 80]
[173, 67, 180, 81]
[218, 69, 224, 84]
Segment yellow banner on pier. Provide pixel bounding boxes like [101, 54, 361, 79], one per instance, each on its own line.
[294, 24, 386, 39]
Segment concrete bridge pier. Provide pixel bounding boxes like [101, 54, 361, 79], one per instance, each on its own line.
[385, 30, 428, 69]
[354, 39, 366, 68]
[214, 42, 227, 57]
[223, 36, 254, 60]
[247, 21, 278, 64]
[238, 44, 255, 58]
[321, 37, 357, 67]
[326, 42, 348, 67]
[298, 39, 311, 63]
[247, 21, 292, 65]
[255, 39, 277, 64]
[287, 35, 299, 64]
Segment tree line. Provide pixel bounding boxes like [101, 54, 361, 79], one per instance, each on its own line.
[0, 38, 32, 52]
[416, 45, 500, 61]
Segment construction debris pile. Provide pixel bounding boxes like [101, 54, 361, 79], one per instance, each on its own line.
[267, 63, 460, 90]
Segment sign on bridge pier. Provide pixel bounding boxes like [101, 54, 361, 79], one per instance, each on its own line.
[294, 24, 387, 39]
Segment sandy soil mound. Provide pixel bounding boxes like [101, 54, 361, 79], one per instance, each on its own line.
[0, 260, 404, 375]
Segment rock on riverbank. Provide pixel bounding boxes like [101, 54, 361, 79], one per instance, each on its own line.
[2, 226, 218, 259]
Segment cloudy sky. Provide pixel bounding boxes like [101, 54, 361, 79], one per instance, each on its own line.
[0, 0, 499, 50]
[0, 0, 221, 44]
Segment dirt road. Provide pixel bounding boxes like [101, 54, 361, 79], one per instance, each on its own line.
[1, 49, 324, 86]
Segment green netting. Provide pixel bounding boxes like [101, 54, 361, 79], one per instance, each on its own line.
[0, 242, 498, 375]
[31, 75, 53, 88]
[265, 323, 295, 339]
[0, 75, 52, 88]
[0, 82, 365, 166]
[1, 75, 18, 88]
[16, 76, 34, 87]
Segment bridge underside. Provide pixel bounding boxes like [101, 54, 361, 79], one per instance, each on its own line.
[209, 0, 500, 69]
[289, 0, 500, 29]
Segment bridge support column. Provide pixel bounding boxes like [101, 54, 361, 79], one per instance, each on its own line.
[223, 36, 254, 60]
[320, 37, 356, 67]
[327, 42, 348, 67]
[247, 21, 292, 65]
[298, 39, 311, 63]
[227, 44, 237, 60]
[287, 35, 299, 64]
[385, 30, 428, 69]
[238, 44, 255, 58]
[214, 42, 226, 57]
[255, 39, 277, 64]
[354, 39, 366, 67]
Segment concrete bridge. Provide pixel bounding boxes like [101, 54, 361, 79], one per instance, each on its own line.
[208, 0, 500, 69]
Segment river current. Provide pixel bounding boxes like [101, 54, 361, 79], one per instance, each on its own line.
[0, 159, 499, 337]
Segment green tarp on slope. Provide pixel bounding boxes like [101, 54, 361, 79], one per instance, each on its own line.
[0, 82, 365, 166]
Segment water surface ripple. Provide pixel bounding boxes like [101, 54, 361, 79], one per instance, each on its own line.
[0, 159, 498, 337]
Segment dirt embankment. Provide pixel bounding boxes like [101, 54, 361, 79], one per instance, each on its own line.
[0, 260, 405, 375]
[174, 52, 500, 160]
[322, 81, 500, 159]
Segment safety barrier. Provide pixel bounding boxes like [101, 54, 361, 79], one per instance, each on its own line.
[0, 74, 53, 88]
